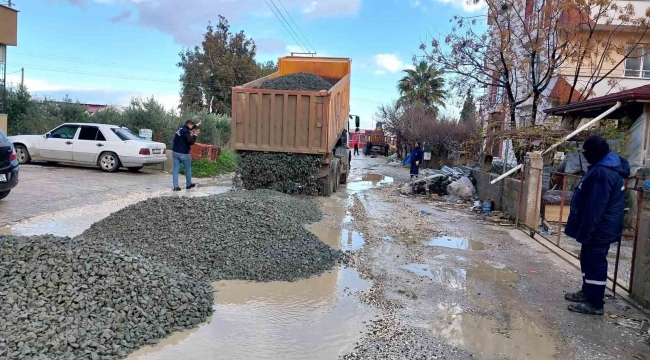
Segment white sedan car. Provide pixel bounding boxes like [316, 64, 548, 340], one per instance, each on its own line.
[9, 123, 167, 172]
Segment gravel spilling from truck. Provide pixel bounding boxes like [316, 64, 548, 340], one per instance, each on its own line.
[0, 235, 214, 359]
[80, 190, 345, 282]
[236, 151, 323, 195]
[260, 72, 333, 91]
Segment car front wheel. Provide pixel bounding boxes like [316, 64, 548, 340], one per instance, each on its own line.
[99, 152, 120, 172]
[14, 145, 30, 164]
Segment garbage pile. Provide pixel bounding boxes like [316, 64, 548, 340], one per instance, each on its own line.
[401, 166, 477, 200]
[80, 190, 345, 283]
[260, 72, 333, 91]
[236, 151, 323, 195]
[0, 235, 214, 359]
[387, 153, 401, 166]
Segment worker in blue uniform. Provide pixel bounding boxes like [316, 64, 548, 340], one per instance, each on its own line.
[564, 136, 630, 315]
[410, 141, 424, 179]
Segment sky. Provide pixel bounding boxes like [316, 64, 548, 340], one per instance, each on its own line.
[5, 0, 486, 129]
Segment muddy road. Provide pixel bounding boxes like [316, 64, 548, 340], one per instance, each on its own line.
[4, 155, 649, 359]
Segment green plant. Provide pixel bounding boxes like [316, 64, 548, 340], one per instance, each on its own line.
[180, 150, 238, 178]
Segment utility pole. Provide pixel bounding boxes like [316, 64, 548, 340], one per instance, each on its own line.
[20, 67, 23, 87]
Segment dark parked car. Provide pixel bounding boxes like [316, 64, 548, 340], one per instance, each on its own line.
[0, 129, 19, 200]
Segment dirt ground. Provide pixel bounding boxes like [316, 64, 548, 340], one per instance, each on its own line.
[337, 154, 650, 360]
[3, 156, 649, 359]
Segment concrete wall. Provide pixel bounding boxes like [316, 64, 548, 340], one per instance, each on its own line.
[469, 168, 522, 220]
[631, 190, 650, 308]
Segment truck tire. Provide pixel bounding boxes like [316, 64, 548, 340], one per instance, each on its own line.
[333, 166, 340, 193]
[340, 171, 348, 184]
[319, 173, 334, 197]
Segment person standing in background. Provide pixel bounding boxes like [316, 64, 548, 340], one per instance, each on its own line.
[564, 136, 630, 315]
[353, 142, 359, 156]
[410, 141, 423, 179]
[172, 119, 202, 191]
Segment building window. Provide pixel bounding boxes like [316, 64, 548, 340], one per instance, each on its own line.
[624, 44, 650, 78]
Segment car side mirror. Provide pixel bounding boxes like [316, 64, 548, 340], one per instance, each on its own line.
[44, 134, 50, 138]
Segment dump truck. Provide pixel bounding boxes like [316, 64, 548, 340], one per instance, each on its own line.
[363, 122, 389, 155]
[231, 56, 357, 196]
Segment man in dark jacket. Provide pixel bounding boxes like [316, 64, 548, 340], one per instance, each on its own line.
[564, 136, 630, 315]
[172, 120, 202, 191]
[410, 141, 424, 179]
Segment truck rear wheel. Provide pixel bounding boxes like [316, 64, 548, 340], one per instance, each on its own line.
[340, 171, 348, 184]
[333, 167, 340, 193]
[319, 173, 334, 197]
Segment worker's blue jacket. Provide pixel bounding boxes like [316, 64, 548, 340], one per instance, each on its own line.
[565, 152, 630, 245]
[410, 148, 424, 165]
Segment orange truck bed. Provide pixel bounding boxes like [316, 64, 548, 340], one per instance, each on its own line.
[231, 56, 351, 155]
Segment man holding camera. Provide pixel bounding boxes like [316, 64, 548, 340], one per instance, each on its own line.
[172, 119, 202, 191]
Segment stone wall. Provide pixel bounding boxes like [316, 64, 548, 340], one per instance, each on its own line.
[469, 168, 522, 220]
[631, 191, 650, 308]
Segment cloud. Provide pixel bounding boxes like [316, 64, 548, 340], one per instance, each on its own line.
[255, 38, 288, 54]
[433, 0, 485, 12]
[6, 75, 179, 111]
[374, 54, 407, 74]
[109, 10, 131, 23]
[410, 0, 426, 9]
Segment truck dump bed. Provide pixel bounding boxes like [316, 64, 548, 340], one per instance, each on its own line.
[231, 57, 351, 155]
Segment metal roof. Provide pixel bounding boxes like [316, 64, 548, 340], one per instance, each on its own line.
[544, 84, 650, 116]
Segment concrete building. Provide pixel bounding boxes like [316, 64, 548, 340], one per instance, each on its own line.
[0, 1, 18, 134]
[482, 0, 650, 161]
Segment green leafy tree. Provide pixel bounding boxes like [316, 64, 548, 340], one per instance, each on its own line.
[397, 60, 446, 112]
[259, 61, 278, 77]
[459, 89, 477, 126]
[5, 85, 33, 135]
[178, 16, 260, 115]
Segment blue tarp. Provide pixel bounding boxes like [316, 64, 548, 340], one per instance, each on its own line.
[402, 154, 412, 166]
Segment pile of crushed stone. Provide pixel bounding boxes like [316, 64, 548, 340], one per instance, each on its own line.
[260, 72, 333, 91]
[235, 151, 322, 195]
[80, 190, 345, 282]
[0, 235, 213, 359]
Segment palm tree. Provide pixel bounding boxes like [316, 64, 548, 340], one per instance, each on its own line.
[397, 60, 446, 112]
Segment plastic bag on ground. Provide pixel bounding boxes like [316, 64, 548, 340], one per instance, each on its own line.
[446, 176, 475, 199]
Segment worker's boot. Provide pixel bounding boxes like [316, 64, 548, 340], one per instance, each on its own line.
[564, 290, 587, 302]
[568, 302, 604, 316]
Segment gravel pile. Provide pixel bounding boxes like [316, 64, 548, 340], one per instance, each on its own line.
[236, 151, 322, 195]
[260, 72, 333, 91]
[80, 190, 344, 282]
[0, 235, 213, 359]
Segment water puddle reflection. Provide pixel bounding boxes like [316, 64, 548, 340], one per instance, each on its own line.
[307, 223, 365, 251]
[425, 236, 485, 250]
[346, 174, 394, 195]
[401, 262, 517, 290]
[128, 267, 374, 360]
[431, 303, 556, 360]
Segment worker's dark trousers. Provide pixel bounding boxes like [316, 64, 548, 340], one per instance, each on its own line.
[580, 242, 611, 309]
[354, 148, 359, 155]
[410, 163, 419, 179]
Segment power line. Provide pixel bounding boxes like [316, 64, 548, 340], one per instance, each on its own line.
[6, 65, 394, 105]
[9, 62, 401, 96]
[275, 0, 316, 53]
[263, 0, 307, 53]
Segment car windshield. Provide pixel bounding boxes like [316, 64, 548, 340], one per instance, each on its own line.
[112, 128, 142, 141]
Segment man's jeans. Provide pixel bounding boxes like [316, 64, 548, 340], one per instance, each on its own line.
[172, 152, 192, 188]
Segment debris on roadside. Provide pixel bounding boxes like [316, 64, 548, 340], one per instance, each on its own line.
[260, 72, 333, 91]
[0, 235, 214, 359]
[399, 166, 477, 200]
[80, 190, 346, 283]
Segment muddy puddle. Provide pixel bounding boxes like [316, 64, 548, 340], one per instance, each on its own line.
[346, 174, 394, 195]
[1, 186, 230, 237]
[129, 266, 375, 360]
[426, 236, 485, 250]
[401, 262, 518, 290]
[431, 303, 556, 359]
[307, 222, 365, 251]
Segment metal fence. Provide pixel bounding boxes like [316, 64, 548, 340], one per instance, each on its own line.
[516, 166, 642, 297]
